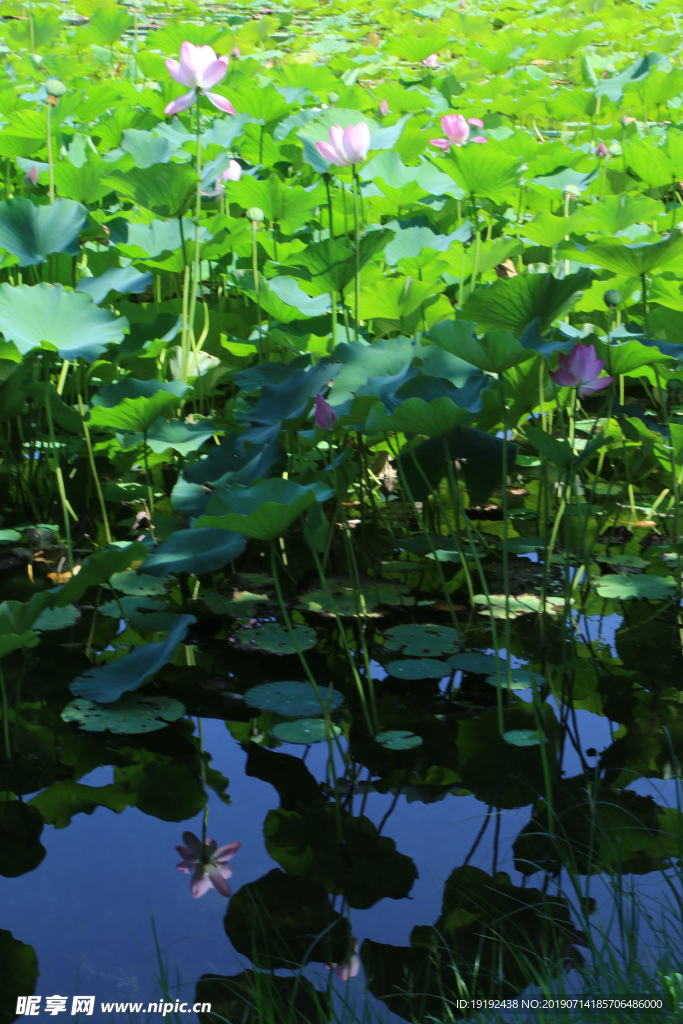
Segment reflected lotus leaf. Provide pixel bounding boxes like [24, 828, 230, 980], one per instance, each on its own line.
[0, 929, 38, 1022]
[0, 801, 45, 877]
[224, 868, 350, 970]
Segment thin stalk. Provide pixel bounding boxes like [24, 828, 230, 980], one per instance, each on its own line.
[142, 432, 154, 516]
[352, 167, 361, 340]
[78, 394, 111, 545]
[44, 373, 74, 573]
[46, 101, 54, 203]
[252, 218, 262, 357]
[0, 663, 10, 758]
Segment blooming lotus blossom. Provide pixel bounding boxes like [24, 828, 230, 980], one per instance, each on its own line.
[430, 114, 487, 150]
[315, 123, 370, 166]
[176, 831, 241, 898]
[214, 159, 242, 195]
[549, 344, 614, 399]
[326, 940, 360, 981]
[378, 98, 390, 117]
[24, 165, 39, 186]
[595, 140, 609, 158]
[314, 394, 337, 430]
[422, 53, 440, 68]
[165, 42, 236, 116]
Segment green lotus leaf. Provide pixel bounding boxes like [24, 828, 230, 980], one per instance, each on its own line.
[558, 232, 683, 278]
[142, 528, 247, 577]
[61, 693, 185, 734]
[296, 579, 414, 617]
[485, 668, 545, 690]
[69, 614, 196, 703]
[57, 542, 148, 606]
[271, 719, 342, 744]
[108, 572, 167, 596]
[197, 479, 334, 541]
[375, 730, 423, 750]
[386, 658, 448, 679]
[437, 146, 523, 202]
[427, 320, 531, 374]
[364, 396, 471, 437]
[233, 622, 317, 655]
[244, 681, 343, 717]
[129, 417, 216, 455]
[0, 198, 87, 266]
[384, 624, 461, 657]
[89, 380, 188, 434]
[595, 574, 677, 601]
[503, 729, 547, 747]
[461, 271, 593, 335]
[104, 163, 198, 219]
[0, 284, 128, 361]
[33, 605, 81, 632]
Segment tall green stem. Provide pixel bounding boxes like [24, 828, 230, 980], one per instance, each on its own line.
[352, 167, 361, 340]
[78, 394, 111, 545]
[46, 102, 54, 203]
[182, 99, 203, 382]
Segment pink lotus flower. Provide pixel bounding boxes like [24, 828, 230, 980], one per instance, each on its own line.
[595, 140, 609, 158]
[315, 123, 370, 166]
[165, 42, 236, 116]
[231, 46, 241, 59]
[314, 394, 337, 430]
[326, 939, 360, 981]
[24, 165, 39, 186]
[379, 98, 390, 117]
[430, 114, 487, 150]
[549, 344, 614, 399]
[176, 831, 241, 898]
[422, 54, 440, 68]
[214, 159, 242, 195]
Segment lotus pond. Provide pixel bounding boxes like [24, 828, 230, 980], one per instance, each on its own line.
[4, 0, 683, 1021]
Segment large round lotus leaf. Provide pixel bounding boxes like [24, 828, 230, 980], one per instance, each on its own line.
[109, 571, 167, 596]
[245, 681, 343, 717]
[61, 693, 185, 733]
[0, 197, 87, 266]
[472, 593, 567, 617]
[0, 283, 128, 362]
[385, 658, 448, 680]
[296, 579, 414, 617]
[198, 479, 334, 541]
[272, 719, 342, 744]
[33, 604, 80, 632]
[384, 624, 461, 657]
[234, 622, 317, 655]
[376, 730, 423, 750]
[142, 528, 247, 577]
[595, 574, 676, 600]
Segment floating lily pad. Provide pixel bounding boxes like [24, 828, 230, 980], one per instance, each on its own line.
[203, 590, 273, 617]
[503, 729, 547, 747]
[384, 624, 461, 657]
[595, 574, 677, 601]
[386, 658, 448, 680]
[375, 730, 423, 750]
[99, 596, 166, 618]
[485, 667, 545, 690]
[449, 652, 508, 674]
[598, 554, 649, 569]
[233, 622, 317, 655]
[296, 579, 414, 617]
[61, 693, 185, 734]
[245, 681, 343, 717]
[272, 719, 342, 744]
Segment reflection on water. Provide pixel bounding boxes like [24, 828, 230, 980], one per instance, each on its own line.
[2, 603, 683, 1022]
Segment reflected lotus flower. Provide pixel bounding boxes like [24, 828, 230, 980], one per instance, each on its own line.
[430, 114, 487, 150]
[314, 394, 337, 430]
[24, 165, 39, 186]
[176, 831, 241, 898]
[315, 123, 370, 166]
[326, 939, 360, 981]
[549, 344, 614, 399]
[165, 42, 236, 116]
[422, 53, 439, 68]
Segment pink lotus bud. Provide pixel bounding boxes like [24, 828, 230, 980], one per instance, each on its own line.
[231, 46, 241, 59]
[621, 115, 630, 128]
[379, 99, 389, 117]
[314, 395, 336, 430]
[595, 141, 609, 158]
[24, 165, 39, 186]
[421, 54, 439, 69]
